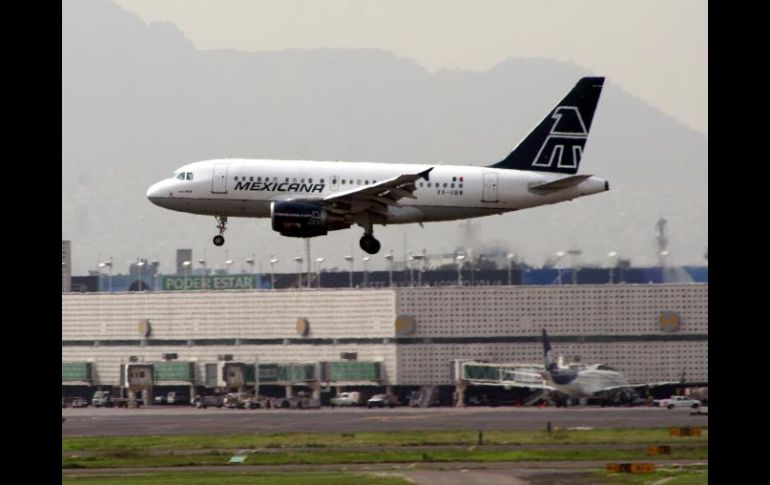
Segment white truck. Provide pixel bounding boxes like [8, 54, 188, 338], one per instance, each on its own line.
[655, 395, 701, 409]
[330, 391, 362, 407]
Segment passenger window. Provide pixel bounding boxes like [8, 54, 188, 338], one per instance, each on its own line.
[341, 179, 345, 184]
[234, 176, 239, 181]
[365, 180, 369, 185]
[451, 183, 455, 188]
[320, 179, 324, 183]
[443, 183, 447, 188]
[285, 178, 289, 182]
[257, 177, 261, 182]
[309, 178, 313, 183]
[249, 176, 254, 181]
[333, 179, 338, 184]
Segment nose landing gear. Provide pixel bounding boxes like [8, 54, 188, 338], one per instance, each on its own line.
[213, 216, 227, 246]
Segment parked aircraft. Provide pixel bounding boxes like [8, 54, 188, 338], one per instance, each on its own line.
[147, 77, 608, 254]
[520, 329, 677, 405]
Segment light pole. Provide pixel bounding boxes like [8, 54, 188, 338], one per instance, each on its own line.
[245, 256, 255, 287]
[315, 257, 324, 288]
[344, 255, 354, 288]
[407, 253, 415, 287]
[567, 249, 582, 285]
[198, 258, 207, 276]
[362, 256, 370, 287]
[607, 251, 618, 284]
[224, 259, 233, 275]
[660, 250, 670, 283]
[137, 260, 146, 291]
[150, 260, 159, 290]
[384, 250, 394, 287]
[182, 260, 191, 290]
[555, 250, 566, 285]
[269, 256, 278, 290]
[456, 254, 465, 286]
[293, 256, 303, 289]
[98, 259, 113, 292]
[411, 253, 426, 286]
[506, 253, 515, 286]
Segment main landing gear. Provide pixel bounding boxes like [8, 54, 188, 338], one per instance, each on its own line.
[213, 216, 227, 246]
[359, 233, 381, 254]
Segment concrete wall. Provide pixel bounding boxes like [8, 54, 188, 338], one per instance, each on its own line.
[62, 284, 707, 387]
[395, 284, 708, 337]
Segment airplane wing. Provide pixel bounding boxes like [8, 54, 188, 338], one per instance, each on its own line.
[321, 167, 434, 213]
[289, 167, 434, 219]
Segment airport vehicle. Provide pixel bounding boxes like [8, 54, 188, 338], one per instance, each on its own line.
[273, 392, 321, 409]
[91, 390, 114, 408]
[70, 397, 89, 408]
[655, 396, 701, 409]
[193, 394, 225, 409]
[367, 394, 398, 408]
[154, 391, 190, 405]
[147, 78, 608, 253]
[330, 391, 362, 407]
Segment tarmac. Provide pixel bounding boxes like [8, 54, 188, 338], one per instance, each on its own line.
[62, 405, 709, 436]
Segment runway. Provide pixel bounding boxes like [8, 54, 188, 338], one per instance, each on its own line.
[62, 406, 708, 436]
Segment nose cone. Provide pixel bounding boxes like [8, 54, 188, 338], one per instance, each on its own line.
[146, 181, 166, 206]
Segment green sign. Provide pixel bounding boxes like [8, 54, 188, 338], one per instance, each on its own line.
[161, 274, 258, 291]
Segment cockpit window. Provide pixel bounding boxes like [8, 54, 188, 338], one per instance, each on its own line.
[176, 173, 185, 180]
[186, 172, 193, 181]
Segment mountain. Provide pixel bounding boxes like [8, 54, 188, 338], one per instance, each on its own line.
[62, 0, 707, 275]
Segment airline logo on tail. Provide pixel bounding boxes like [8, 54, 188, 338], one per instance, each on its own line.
[532, 106, 588, 169]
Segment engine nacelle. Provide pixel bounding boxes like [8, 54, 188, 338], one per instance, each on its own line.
[270, 201, 330, 238]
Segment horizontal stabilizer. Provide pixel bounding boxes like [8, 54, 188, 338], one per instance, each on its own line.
[529, 175, 592, 192]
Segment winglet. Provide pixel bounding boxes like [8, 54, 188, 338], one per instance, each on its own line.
[419, 167, 434, 181]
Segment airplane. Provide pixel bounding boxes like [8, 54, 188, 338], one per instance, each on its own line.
[492, 329, 678, 406]
[147, 77, 608, 254]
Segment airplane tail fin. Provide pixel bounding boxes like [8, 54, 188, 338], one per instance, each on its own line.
[542, 328, 558, 372]
[490, 77, 605, 174]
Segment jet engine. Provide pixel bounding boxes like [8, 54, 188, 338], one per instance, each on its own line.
[270, 201, 349, 237]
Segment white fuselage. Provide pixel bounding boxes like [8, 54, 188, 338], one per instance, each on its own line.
[147, 159, 608, 225]
[547, 365, 629, 398]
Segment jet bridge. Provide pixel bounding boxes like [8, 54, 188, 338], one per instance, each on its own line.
[453, 360, 549, 406]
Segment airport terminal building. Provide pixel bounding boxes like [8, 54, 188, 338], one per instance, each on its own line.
[62, 284, 707, 402]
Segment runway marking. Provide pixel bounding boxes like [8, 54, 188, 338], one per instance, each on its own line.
[651, 478, 674, 485]
[361, 415, 430, 422]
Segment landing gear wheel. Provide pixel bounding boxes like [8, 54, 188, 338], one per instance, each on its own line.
[213, 215, 228, 246]
[360, 234, 381, 254]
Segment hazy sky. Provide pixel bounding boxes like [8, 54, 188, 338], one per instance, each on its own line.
[115, 0, 708, 135]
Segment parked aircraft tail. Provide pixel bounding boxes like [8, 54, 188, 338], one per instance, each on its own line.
[490, 77, 605, 174]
